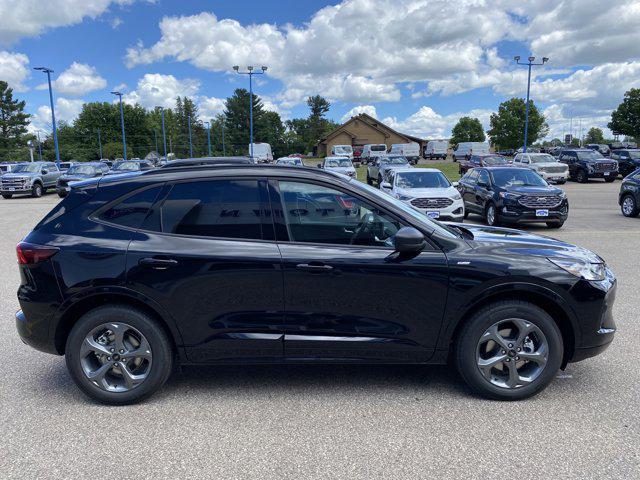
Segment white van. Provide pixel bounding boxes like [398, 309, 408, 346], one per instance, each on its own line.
[389, 142, 420, 164]
[249, 143, 273, 163]
[425, 140, 448, 160]
[361, 144, 388, 164]
[452, 142, 489, 161]
[331, 145, 354, 158]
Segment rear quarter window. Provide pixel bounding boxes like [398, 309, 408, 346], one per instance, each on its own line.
[97, 186, 162, 229]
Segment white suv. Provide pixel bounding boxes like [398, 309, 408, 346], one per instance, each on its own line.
[513, 153, 569, 184]
[380, 167, 464, 221]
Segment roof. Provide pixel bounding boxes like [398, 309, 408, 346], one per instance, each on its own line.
[161, 157, 252, 168]
[319, 112, 426, 144]
[390, 167, 442, 174]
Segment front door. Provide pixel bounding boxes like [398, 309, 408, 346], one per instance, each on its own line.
[126, 178, 285, 363]
[271, 179, 448, 363]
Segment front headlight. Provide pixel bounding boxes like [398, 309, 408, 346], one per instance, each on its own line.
[452, 192, 462, 200]
[499, 192, 521, 200]
[396, 194, 414, 201]
[548, 258, 606, 281]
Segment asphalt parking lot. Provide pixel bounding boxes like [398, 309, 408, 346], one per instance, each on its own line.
[1, 180, 639, 479]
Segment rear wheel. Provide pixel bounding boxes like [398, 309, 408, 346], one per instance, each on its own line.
[377, 174, 383, 186]
[454, 300, 563, 400]
[31, 183, 43, 198]
[575, 169, 588, 183]
[65, 305, 173, 405]
[366, 174, 373, 185]
[621, 194, 639, 217]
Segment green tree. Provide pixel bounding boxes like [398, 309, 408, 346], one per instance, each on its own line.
[487, 98, 548, 150]
[584, 127, 605, 144]
[0, 80, 30, 155]
[609, 88, 640, 140]
[223, 88, 266, 155]
[285, 95, 339, 154]
[450, 117, 486, 146]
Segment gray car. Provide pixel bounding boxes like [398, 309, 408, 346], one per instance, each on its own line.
[366, 155, 411, 186]
[0, 162, 63, 198]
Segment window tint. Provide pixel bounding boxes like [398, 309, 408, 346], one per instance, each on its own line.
[160, 180, 264, 240]
[99, 186, 162, 229]
[278, 181, 402, 247]
[478, 170, 490, 185]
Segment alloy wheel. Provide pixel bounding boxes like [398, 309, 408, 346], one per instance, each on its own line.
[622, 196, 636, 216]
[486, 205, 496, 225]
[475, 318, 548, 389]
[80, 322, 153, 392]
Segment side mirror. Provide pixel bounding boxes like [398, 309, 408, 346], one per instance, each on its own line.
[452, 181, 459, 187]
[41, 169, 48, 174]
[317, 163, 323, 169]
[380, 181, 391, 189]
[478, 181, 489, 188]
[394, 227, 426, 254]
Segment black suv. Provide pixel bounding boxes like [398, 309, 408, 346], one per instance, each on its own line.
[610, 149, 640, 178]
[16, 164, 615, 404]
[558, 149, 618, 183]
[619, 168, 640, 217]
[457, 167, 568, 228]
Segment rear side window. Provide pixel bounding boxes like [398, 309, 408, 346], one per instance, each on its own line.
[99, 186, 162, 229]
[158, 180, 265, 240]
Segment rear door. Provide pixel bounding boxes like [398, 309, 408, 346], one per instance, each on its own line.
[459, 169, 479, 212]
[271, 179, 448, 362]
[126, 177, 285, 363]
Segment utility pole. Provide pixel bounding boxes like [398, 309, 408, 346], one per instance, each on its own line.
[222, 120, 226, 156]
[513, 56, 548, 153]
[204, 121, 212, 156]
[36, 131, 43, 161]
[159, 107, 167, 158]
[188, 115, 193, 157]
[97, 129, 103, 159]
[33, 67, 61, 166]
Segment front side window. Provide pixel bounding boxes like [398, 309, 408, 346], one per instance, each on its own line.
[278, 181, 402, 247]
[371, 145, 387, 152]
[477, 170, 491, 185]
[159, 180, 264, 240]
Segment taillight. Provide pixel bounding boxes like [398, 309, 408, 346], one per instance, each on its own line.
[16, 242, 59, 265]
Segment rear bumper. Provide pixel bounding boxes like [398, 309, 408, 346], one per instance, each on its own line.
[15, 309, 59, 355]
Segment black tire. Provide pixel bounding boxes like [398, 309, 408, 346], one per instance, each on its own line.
[366, 175, 373, 186]
[1, 194, 12, 199]
[57, 191, 67, 198]
[454, 300, 563, 400]
[604, 176, 616, 183]
[485, 202, 499, 226]
[621, 194, 639, 218]
[546, 221, 564, 229]
[32, 183, 43, 198]
[377, 174, 383, 186]
[65, 305, 173, 405]
[463, 209, 469, 219]
[575, 169, 588, 183]
[556, 180, 566, 185]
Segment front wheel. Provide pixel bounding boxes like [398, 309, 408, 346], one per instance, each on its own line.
[366, 175, 373, 186]
[32, 183, 43, 198]
[454, 300, 563, 400]
[546, 221, 564, 229]
[1, 193, 12, 199]
[575, 169, 588, 183]
[485, 203, 499, 226]
[65, 305, 173, 405]
[604, 176, 616, 183]
[621, 194, 639, 217]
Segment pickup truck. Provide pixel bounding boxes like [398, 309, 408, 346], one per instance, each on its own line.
[0, 161, 63, 198]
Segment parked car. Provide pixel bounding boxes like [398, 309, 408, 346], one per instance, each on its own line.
[380, 167, 464, 221]
[586, 144, 611, 157]
[498, 149, 515, 157]
[389, 142, 420, 164]
[1, 161, 62, 198]
[424, 140, 448, 160]
[366, 155, 410, 185]
[56, 162, 110, 197]
[457, 167, 568, 228]
[275, 157, 304, 167]
[513, 153, 569, 184]
[361, 144, 388, 164]
[610, 149, 640, 178]
[319, 156, 356, 178]
[0, 162, 25, 174]
[58, 161, 76, 172]
[249, 143, 273, 163]
[452, 142, 489, 162]
[15, 163, 616, 404]
[330, 145, 354, 158]
[458, 153, 509, 175]
[619, 168, 640, 217]
[558, 149, 618, 183]
[107, 160, 155, 175]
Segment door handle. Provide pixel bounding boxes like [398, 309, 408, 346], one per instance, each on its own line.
[296, 263, 333, 273]
[139, 257, 179, 269]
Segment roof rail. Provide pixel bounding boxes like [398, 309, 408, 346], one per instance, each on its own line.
[160, 157, 254, 168]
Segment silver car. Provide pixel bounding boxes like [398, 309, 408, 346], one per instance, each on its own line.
[513, 153, 569, 184]
[319, 156, 356, 178]
[366, 155, 411, 186]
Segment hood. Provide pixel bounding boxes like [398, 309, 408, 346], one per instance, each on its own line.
[381, 164, 409, 171]
[60, 174, 93, 182]
[396, 186, 459, 198]
[502, 184, 563, 196]
[453, 223, 603, 263]
[326, 166, 355, 174]
[532, 162, 567, 168]
[2, 172, 34, 179]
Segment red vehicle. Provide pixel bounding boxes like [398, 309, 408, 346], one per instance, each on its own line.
[459, 154, 510, 175]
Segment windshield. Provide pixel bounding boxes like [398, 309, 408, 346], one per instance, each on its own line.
[529, 154, 556, 164]
[396, 171, 451, 189]
[576, 150, 604, 160]
[491, 169, 548, 188]
[382, 156, 409, 165]
[325, 158, 353, 168]
[334, 146, 353, 154]
[626, 151, 640, 159]
[371, 145, 387, 152]
[67, 165, 97, 175]
[113, 161, 140, 171]
[482, 155, 508, 166]
[276, 158, 301, 166]
[13, 164, 43, 173]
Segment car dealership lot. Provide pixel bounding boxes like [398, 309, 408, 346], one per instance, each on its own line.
[1, 181, 639, 479]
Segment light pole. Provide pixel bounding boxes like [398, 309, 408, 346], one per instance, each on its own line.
[159, 107, 167, 158]
[188, 115, 193, 157]
[34, 67, 61, 165]
[204, 121, 212, 156]
[233, 65, 268, 159]
[36, 131, 43, 161]
[222, 119, 226, 156]
[153, 129, 158, 154]
[111, 91, 127, 160]
[514, 55, 548, 153]
[97, 128, 103, 159]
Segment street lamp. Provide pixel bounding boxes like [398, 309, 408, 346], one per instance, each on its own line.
[514, 55, 548, 153]
[233, 65, 268, 159]
[158, 106, 167, 158]
[111, 91, 127, 160]
[188, 115, 193, 157]
[204, 121, 212, 156]
[33, 67, 60, 165]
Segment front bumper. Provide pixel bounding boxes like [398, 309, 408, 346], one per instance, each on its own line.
[539, 171, 568, 183]
[587, 170, 617, 179]
[498, 200, 569, 224]
[405, 199, 465, 221]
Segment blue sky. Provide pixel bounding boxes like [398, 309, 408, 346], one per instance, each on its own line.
[1, 0, 639, 140]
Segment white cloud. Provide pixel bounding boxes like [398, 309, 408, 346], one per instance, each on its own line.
[36, 62, 107, 96]
[33, 97, 84, 130]
[382, 106, 493, 140]
[111, 17, 123, 29]
[124, 73, 200, 109]
[198, 96, 225, 120]
[341, 105, 378, 122]
[0, 50, 30, 91]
